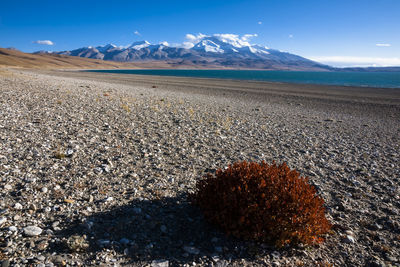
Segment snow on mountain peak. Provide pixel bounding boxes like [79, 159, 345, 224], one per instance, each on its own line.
[185, 33, 271, 55]
[129, 40, 151, 50]
[194, 39, 224, 53]
[212, 34, 251, 48]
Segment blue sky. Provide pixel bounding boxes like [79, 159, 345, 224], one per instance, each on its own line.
[1, 0, 399, 67]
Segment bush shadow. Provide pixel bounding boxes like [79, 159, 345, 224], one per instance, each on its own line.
[47, 194, 268, 265]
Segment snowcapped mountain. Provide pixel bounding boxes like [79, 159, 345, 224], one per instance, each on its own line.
[128, 41, 150, 50]
[44, 37, 332, 70]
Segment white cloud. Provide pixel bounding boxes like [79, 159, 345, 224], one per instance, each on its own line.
[185, 33, 197, 41]
[33, 40, 54, 45]
[376, 43, 391, 47]
[181, 41, 195, 49]
[309, 56, 400, 67]
[289, 34, 294, 38]
[258, 21, 262, 25]
[160, 41, 169, 46]
[241, 34, 258, 41]
[185, 33, 207, 43]
[134, 30, 141, 36]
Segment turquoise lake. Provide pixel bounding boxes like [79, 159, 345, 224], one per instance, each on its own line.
[87, 69, 400, 88]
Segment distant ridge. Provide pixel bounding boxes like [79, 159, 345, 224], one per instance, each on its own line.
[42, 36, 334, 71]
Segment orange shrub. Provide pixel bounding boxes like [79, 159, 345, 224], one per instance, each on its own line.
[191, 161, 331, 247]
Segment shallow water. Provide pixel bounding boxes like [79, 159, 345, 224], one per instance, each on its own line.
[88, 69, 400, 88]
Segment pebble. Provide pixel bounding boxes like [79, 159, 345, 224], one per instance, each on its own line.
[36, 255, 46, 261]
[343, 235, 356, 244]
[183, 245, 200, 255]
[41, 187, 48, 193]
[104, 196, 113, 202]
[119, 238, 130, 245]
[4, 184, 12, 190]
[52, 256, 65, 265]
[214, 246, 223, 253]
[14, 203, 23, 210]
[8, 226, 17, 232]
[36, 240, 49, 250]
[23, 226, 43, 236]
[0, 217, 6, 226]
[97, 239, 110, 247]
[151, 260, 169, 267]
[93, 167, 103, 174]
[1, 260, 10, 267]
[133, 207, 142, 214]
[160, 225, 167, 233]
[66, 149, 74, 156]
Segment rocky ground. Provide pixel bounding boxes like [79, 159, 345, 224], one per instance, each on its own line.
[0, 69, 399, 266]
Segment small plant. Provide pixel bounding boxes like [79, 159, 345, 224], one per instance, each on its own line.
[54, 150, 66, 159]
[66, 235, 89, 252]
[191, 161, 331, 247]
[121, 104, 131, 112]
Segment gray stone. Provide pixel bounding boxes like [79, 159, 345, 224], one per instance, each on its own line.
[183, 245, 200, 255]
[215, 246, 223, 253]
[0, 217, 6, 226]
[36, 255, 46, 261]
[97, 239, 110, 247]
[119, 238, 130, 245]
[343, 235, 355, 244]
[93, 167, 103, 174]
[14, 203, 23, 210]
[151, 259, 169, 267]
[4, 184, 12, 190]
[66, 149, 74, 156]
[133, 207, 142, 214]
[1, 260, 10, 267]
[23, 226, 43, 236]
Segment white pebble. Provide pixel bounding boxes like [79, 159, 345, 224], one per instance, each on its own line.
[8, 226, 18, 232]
[23, 226, 43, 236]
[0, 217, 7, 226]
[14, 203, 23, 210]
[151, 259, 169, 267]
[4, 184, 12, 190]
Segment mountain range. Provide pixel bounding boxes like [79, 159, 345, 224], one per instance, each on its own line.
[37, 36, 334, 71]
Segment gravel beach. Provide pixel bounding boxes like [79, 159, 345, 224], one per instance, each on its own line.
[0, 69, 399, 266]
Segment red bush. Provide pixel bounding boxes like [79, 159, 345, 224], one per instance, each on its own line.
[191, 161, 331, 247]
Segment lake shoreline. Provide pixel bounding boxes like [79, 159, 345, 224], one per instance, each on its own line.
[85, 69, 400, 89]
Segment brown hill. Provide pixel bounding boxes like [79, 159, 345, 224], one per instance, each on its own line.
[0, 48, 141, 69]
[0, 48, 221, 70]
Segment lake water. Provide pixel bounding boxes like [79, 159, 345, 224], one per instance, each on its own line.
[87, 69, 400, 88]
